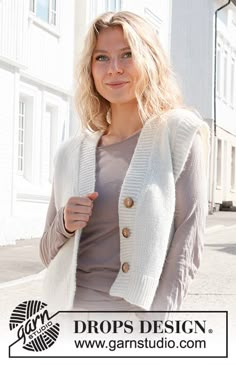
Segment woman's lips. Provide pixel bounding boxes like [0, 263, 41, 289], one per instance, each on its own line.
[105, 82, 129, 89]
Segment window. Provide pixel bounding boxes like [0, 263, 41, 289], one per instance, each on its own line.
[41, 109, 52, 183]
[18, 101, 25, 175]
[217, 139, 222, 187]
[144, 8, 162, 34]
[30, 0, 57, 26]
[223, 50, 228, 100]
[36, 0, 49, 23]
[105, 0, 121, 11]
[231, 146, 236, 190]
[17, 96, 34, 182]
[230, 58, 235, 107]
[216, 43, 222, 97]
[41, 106, 58, 184]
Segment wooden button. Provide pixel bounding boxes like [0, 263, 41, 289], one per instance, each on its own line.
[122, 227, 130, 238]
[122, 262, 130, 273]
[124, 197, 134, 208]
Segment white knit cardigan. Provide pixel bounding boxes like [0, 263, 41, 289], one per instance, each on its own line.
[41, 109, 209, 312]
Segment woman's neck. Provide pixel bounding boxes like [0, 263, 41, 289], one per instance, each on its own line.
[106, 103, 143, 138]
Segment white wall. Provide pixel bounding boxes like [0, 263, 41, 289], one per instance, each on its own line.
[215, 127, 236, 205]
[171, 0, 236, 210]
[119, 0, 171, 54]
[171, 0, 215, 119]
[0, 0, 27, 66]
[0, 0, 74, 244]
[216, 4, 236, 135]
[0, 0, 74, 91]
[214, 2, 236, 207]
[26, 1, 74, 90]
[0, 64, 15, 244]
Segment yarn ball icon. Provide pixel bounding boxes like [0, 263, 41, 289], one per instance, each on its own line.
[9, 300, 60, 352]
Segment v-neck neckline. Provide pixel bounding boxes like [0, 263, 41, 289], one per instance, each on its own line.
[97, 129, 142, 149]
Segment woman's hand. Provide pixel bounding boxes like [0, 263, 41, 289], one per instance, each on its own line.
[63, 192, 99, 234]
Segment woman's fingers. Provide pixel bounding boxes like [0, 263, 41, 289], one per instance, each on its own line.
[63, 193, 99, 233]
[67, 196, 93, 207]
[87, 192, 99, 201]
[64, 210, 90, 232]
[67, 204, 92, 215]
[68, 213, 90, 222]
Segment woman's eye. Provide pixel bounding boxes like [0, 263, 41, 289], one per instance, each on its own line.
[95, 55, 108, 61]
[122, 51, 132, 59]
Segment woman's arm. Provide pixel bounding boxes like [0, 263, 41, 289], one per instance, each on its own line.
[39, 183, 74, 267]
[151, 131, 208, 311]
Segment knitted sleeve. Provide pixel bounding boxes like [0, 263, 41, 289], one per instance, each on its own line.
[39, 182, 74, 267]
[150, 132, 207, 312]
[39, 132, 86, 267]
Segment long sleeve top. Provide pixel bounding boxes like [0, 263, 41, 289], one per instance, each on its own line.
[40, 110, 208, 312]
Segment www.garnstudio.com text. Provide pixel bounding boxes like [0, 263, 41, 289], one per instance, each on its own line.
[74, 337, 206, 351]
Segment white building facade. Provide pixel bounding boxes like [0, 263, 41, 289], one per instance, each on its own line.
[0, 0, 74, 244]
[0, 0, 172, 245]
[171, 0, 236, 211]
[215, 0, 236, 209]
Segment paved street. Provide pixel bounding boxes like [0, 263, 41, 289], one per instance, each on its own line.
[0, 238, 44, 283]
[0, 211, 235, 315]
[183, 212, 236, 315]
[0, 211, 235, 364]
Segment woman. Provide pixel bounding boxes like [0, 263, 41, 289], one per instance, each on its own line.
[40, 11, 209, 314]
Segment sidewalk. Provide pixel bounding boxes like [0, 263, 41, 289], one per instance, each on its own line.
[0, 238, 44, 283]
[0, 211, 235, 284]
[0, 211, 235, 318]
[0, 211, 236, 365]
[206, 210, 236, 230]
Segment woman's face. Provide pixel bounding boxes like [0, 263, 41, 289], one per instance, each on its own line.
[91, 26, 139, 105]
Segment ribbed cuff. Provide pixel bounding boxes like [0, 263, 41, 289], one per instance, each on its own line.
[57, 207, 75, 238]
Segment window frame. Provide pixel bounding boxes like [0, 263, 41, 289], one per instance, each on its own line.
[216, 138, 223, 189]
[49, 0, 57, 26]
[216, 42, 222, 98]
[105, 0, 121, 12]
[223, 49, 228, 102]
[230, 56, 235, 108]
[17, 101, 26, 176]
[29, 0, 58, 27]
[231, 146, 236, 191]
[29, 0, 36, 12]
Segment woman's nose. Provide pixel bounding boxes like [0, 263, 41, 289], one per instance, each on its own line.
[107, 58, 123, 74]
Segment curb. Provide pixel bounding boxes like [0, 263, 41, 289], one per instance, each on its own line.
[206, 224, 236, 233]
[0, 269, 45, 289]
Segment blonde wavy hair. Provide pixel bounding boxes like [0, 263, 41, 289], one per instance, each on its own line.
[74, 11, 184, 132]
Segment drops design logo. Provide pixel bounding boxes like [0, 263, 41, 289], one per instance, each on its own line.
[9, 300, 60, 352]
